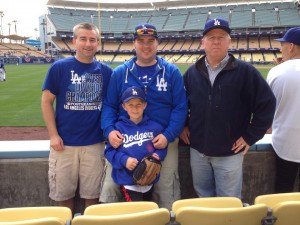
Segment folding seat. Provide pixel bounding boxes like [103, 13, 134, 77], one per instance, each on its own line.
[84, 201, 159, 216]
[271, 201, 300, 225]
[0, 217, 65, 225]
[0, 206, 72, 225]
[254, 192, 300, 208]
[172, 197, 244, 214]
[175, 204, 268, 225]
[72, 208, 170, 225]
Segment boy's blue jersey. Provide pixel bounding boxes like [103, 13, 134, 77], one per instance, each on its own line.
[101, 56, 188, 143]
[105, 115, 167, 185]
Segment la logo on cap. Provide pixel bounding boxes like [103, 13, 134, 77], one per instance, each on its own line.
[214, 19, 221, 26]
[132, 88, 138, 95]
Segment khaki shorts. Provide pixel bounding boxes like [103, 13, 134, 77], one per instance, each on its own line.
[49, 142, 105, 201]
[99, 139, 180, 210]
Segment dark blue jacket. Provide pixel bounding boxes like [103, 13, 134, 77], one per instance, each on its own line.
[184, 54, 276, 156]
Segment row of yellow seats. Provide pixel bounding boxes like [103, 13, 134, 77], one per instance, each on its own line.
[1, 193, 300, 225]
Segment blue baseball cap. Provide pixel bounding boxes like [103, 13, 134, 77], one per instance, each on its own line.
[122, 86, 146, 103]
[274, 27, 300, 46]
[203, 18, 231, 36]
[134, 23, 158, 39]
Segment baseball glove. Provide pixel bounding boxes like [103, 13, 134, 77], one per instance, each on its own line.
[133, 155, 162, 186]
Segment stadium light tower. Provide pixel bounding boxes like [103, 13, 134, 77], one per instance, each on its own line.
[0, 11, 4, 35]
[34, 28, 38, 39]
[7, 23, 11, 35]
[12, 20, 18, 34]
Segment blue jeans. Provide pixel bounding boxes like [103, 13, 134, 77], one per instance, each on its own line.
[190, 147, 243, 198]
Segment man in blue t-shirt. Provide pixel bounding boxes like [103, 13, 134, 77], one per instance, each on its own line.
[41, 22, 112, 214]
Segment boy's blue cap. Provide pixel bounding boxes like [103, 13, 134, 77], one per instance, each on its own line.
[122, 86, 146, 102]
[274, 27, 300, 46]
[134, 23, 158, 39]
[203, 18, 231, 36]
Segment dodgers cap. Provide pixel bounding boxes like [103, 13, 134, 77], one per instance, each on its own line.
[274, 27, 300, 46]
[203, 18, 231, 36]
[122, 86, 146, 103]
[134, 23, 158, 39]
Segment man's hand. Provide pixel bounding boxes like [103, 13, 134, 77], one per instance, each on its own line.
[232, 137, 250, 155]
[108, 130, 123, 148]
[152, 134, 168, 149]
[50, 134, 64, 151]
[180, 126, 190, 145]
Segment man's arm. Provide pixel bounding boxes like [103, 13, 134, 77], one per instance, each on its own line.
[41, 90, 64, 151]
[162, 66, 188, 142]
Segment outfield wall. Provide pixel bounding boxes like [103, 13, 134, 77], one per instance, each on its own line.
[0, 135, 287, 211]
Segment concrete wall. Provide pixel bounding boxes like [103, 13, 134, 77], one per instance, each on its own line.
[0, 140, 279, 210]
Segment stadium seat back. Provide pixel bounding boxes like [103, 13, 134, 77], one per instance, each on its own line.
[175, 204, 268, 225]
[72, 208, 170, 225]
[271, 201, 300, 225]
[0, 217, 65, 225]
[84, 201, 159, 215]
[0, 207, 72, 224]
[254, 192, 300, 208]
[172, 197, 243, 213]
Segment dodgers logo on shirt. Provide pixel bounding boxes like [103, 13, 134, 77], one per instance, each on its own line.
[156, 77, 167, 91]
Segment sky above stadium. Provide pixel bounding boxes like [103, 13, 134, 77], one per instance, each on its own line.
[0, 0, 48, 39]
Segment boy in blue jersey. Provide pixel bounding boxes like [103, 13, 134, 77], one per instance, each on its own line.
[41, 22, 112, 213]
[105, 86, 167, 201]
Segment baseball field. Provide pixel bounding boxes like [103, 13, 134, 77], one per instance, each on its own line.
[0, 63, 273, 127]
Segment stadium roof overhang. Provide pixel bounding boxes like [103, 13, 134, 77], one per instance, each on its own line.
[47, 0, 291, 10]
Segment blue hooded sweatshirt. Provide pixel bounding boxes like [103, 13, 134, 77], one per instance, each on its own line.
[101, 56, 188, 142]
[104, 115, 167, 185]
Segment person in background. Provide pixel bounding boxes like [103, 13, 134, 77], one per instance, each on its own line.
[100, 23, 187, 209]
[180, 18, 276, 198]
[41, 22, 112, 213]
[266, 27, 300, 193]
[105, 86, 167, 201]
[0, 60, 6, 81]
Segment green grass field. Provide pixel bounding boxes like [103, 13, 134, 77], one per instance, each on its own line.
[0, 63, 273, 126]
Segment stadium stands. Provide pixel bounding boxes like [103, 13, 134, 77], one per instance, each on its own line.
[1, 0, 299, 64]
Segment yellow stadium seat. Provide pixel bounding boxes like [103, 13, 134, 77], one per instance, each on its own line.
[270, 201, 300, 225]
[0, 207, 72, 225]
[0, 217, 65, 225]
[172, 197, 244, 214]
[72, 208, 170, 225]
[254, 192, 300, 208]
[175, 204, 268, 225]
[84, 201, 159, 216]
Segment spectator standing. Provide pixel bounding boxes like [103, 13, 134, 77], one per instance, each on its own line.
[100, 23, 187, 209]
[180, 18, 276, 198]
[0, 60, 6, 81]
[266, 27, 300, 193]
[105, 86, 167, 201]
[41, 22, 112, 213]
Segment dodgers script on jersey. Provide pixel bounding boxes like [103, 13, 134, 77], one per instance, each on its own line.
[64, 70, 103, 111]
[123, 131, 154, 148]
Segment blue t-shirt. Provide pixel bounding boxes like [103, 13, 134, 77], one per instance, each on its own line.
[42, 57, 112, 146]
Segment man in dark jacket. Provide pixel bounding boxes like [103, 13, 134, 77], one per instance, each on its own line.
[180, 18, 276, 198]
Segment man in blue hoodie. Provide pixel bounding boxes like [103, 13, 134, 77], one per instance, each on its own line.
[100, 23, 187, 209]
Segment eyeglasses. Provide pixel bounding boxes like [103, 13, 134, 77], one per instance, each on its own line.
[135, 28, 157, 36]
